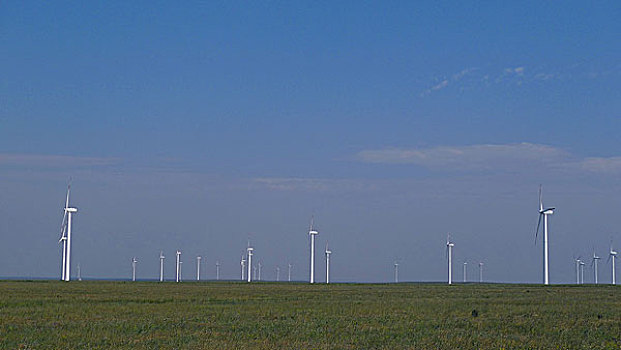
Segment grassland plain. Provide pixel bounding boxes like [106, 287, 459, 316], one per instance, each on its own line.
[0, 281, 619, 349]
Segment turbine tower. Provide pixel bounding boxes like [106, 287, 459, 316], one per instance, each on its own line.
[288, 263, 292, 282]
[132, 257, 138, 282]
[175, 250, 181, 283]
[308, 217, 319, 283]
[216, 261, 220, 280]
[463, 261, 467, 283]
[592, 251, 600, 284]
[574, 257, 581, 285]
[77, 263, 82, 281]
[478, 262, 483, 283]
[159, 251, 165, 282]
[258, 262, 262, 281]
[276, 266, 280, 281]
[446, 234, 454, 285]
[394, 261, 399, 283]
[609, 244, 618, 285]
[535, 185, 555, 285]
[579, 260, 585, 284]
[196, 256, 202, 281]
[240, 255, 246, 281]
[325, 243, 332, 284]
[247, 246, 254, 283]
[58, 181, 78, 282]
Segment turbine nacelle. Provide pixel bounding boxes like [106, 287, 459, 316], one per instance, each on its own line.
[539, 208, 555, 215]
[309, 230, 319, 235]
[65, 207, 78, 213]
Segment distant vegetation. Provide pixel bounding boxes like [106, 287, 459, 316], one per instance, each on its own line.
[1, 281, 619, 349]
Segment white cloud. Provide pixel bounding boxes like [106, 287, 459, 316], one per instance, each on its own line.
[0, 153, 119, 168]
[356, 143, 565, 170]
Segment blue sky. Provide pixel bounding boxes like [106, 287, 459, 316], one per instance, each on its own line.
[1, 1, 620, 283]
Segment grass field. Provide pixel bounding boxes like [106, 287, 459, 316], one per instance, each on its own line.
[0, 281, 619, 349]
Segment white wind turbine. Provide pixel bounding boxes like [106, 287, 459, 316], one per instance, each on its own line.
[77, 263, 82, 281]
[534, 185, 555, 285]
[247, 245, 254, 283]
[308, 217, 319, 284]
[446, 234, 454, 285]
[574, 257, 581, 285]
[478, 262, 483, 283]
[258, 262, 262, 281]
[240, 254, 246, 281]
[132, 257, 138, 282]
[592, 251, 600, 284]
[463, 261, 467, 283]
[276, 266, 280, 281]
[58, 181, 78, 282]
[159, 251, 165, 282]
[175, 250, 181, 283]
[325, 243, 332, 284]
[196, 256, 202, 281]
[288, 263, 292, 282]
[580, 260, 585, 284]
[609, 243, 618, 285]
[394, 261, 399, 283]
[216, 261, 221, 281]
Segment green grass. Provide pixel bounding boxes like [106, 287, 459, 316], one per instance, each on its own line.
[0, 281, 619, 349]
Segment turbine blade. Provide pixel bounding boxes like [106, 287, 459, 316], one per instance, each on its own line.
[538, 185, 543, 211]
[534, 214, 542, 244]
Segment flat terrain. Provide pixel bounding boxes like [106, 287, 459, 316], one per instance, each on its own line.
[0, 281, 619, 349]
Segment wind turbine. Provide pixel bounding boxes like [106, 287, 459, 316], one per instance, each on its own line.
[463, 261, 467, 283]
[478, 262, 483, 283]
[288, 263, 292, 282]
[446, 234, 454, 285]
[159, 251, 165, 282]
[216, 261, 220, 280]
[77, 263, 82, 281]
[574, 257, 581, 285]
[308, 216, 319, 283]
[325, 243, 332, 284]
[535, 185, 555, 285]
[592, 251, 601, 284]
[258, 262, 262, 281]
[196, 256, 202, 281]
[580, 260, 585, 284]
[609, 243, 618, 285]
[58, 180, 77, 282]
[175, 250, 181, 283]
[394, 261, 399, 283]
[240, 255, 246, 281]
[276, 266, 280, 281]
[247, 245, 254, 283]
[132, 257, 138, 282]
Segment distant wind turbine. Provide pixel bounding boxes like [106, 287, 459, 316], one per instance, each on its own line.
[77, 263, 82, 281]
[592, 251, 600, 284]
[325, 243, 332, 284]
[288, 263, 292, 282]
[58, 180, 78, 282]
[446, 234, 454, 285]
[463, 261, 467, 283]
[308, 217, 319, 284]
[196, 256, 202, 281]
[216, 261, 220, 280]
[258, 262, 262, 281]
[394, 261, 399, 283]
[247, 245, 254, 283]
[276, 266, 280, 281]
[159, 251, 165, 282]
[580, 260, 585, 284]
[478, 262, 483, 283]
[175, 250, 181, 283]
[535, 185, 555, 285]
[240, 254, 246, 281]
[574, 257, 581, 285]
[132, 257, 138, 282]
[609, 243, 618, 285]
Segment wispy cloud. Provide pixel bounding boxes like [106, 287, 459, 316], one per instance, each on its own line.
[356, 143, 621, 174]
[252, 177, 375, 192]
[420, 68, 477, 96]
[0, 153, 120, 168]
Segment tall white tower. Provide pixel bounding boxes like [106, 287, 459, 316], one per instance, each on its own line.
[247, 246, 254, 283]
[309, 217, 319, 284]
[159, 251, 165, 282]
[175, 250, 181, 283]
[325, 244, 332, 284]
